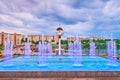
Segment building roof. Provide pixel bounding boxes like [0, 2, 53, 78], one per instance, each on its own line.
[56, 27, 63, 31]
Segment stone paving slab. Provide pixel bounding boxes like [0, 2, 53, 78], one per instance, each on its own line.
[0, 71, 120, 78]
[0, 78, 120, 80]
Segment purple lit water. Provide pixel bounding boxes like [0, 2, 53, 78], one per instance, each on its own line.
[38, 35, 47, 66]
[107, 40, 117, 66]
[4, 34, 13, 66]
[90, 41, 96, 57]
[73, 37, 82, 66]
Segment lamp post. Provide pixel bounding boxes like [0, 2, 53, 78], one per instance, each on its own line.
[56, 27, 63, 55]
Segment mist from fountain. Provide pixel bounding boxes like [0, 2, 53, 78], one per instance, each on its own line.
[47, 40, 52, 57]
[68, 37, 74, 56]
[89, 39, 96, 58]
[38, 34, 47, 66]
[24, 36, 31, 57]
[38, 42, 42, 56]
[107, 34, 117, 66]
[4, 34, 13, 66]
[73, 36, 82, 66]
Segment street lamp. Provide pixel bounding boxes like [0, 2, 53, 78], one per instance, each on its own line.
[56, 27, 63, 55]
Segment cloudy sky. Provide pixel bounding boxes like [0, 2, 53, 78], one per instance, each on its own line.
[0, 0, 120, 38]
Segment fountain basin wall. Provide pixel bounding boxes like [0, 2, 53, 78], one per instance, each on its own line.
[0, 71, 120, 78]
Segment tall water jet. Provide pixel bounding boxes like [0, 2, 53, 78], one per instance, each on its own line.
[89, 38, 96, 58]
[47, 39, 52, 56]
[24, 35, 31, 57]
[107, 34, 117, 66]
[4, 34, 13, 66]
[38, 34, 47, 66]
[41, 35, 46, 55]
[4, 38, 8, 59]
[68, 37, 74, 56]
[73, 36, 82, 66]
[10, 41, 13, 59]
[38, 42, 42, 56]
[4, 34, 13, 59]
[44, 41, 47, 55]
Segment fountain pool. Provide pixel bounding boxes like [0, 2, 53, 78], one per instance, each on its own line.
[0, 56, 120, 71]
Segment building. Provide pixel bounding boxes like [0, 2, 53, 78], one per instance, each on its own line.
[67, 37, 100, 41]
[28, 35, 59, 43]
[0, 32, 59, 46]
[0, 32, 24, 46]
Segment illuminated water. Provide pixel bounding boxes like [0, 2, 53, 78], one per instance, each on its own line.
[0, 56, 120, 71]
[24, 36, 31, 56]
[107, 40, 117, 66]
[90, 41, 96, 57]
[4, 34, 13, 66]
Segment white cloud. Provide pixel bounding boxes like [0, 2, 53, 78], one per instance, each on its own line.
[103, 0, 120, 17]
[11, 12, 36, 21]
[0, 0, 120, 38]
[0, 25, 42, 35]
[0, 14, 24, 26]
[63, 21, 94, 35]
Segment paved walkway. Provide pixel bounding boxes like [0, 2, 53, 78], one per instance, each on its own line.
[0, 77, 120, 80]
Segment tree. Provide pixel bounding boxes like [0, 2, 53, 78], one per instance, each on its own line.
[21, 38, 26, 43]
[35, 41, 39, 45]
[45, 40, 48, 43]
[0, 44, 3, 51]
[31, 40, 35, 44]
[116, 39, 120, 50]
[52, 40, 55, 42]
[61, 40, 68, 44]
[0, 44, 3, 57]
[94, 39, 106, 49]
[25, 38, 27, 42]
[81, 40, 89, 49]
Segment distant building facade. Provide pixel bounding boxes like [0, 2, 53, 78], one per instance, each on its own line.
[67, 37, 100, 41]
[28, 35, 59, 43]
[0, 32, 59, 46]
[0, 32, 24, 45]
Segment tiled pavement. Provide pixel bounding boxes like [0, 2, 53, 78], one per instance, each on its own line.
[0, 77, 120, 80]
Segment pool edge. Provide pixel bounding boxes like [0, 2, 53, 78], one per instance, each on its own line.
[0, 71, 120, 78]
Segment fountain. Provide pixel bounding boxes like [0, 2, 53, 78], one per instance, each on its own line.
[47, 40, 52, 58]
[38, 42, 42, 56]
[68, 38, 74, 59]
[89, 39, 96, 58]
[24, 35, 31, 57]
[4, 34, 13, 66]
[2, 30, 120, 72]
[68, 37, 74, 56]
[73, 36, 82, 66]
[38, 34, 47, 66]
[107, 34, 117, 66]
[44, 41, 47, 55]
